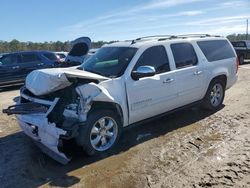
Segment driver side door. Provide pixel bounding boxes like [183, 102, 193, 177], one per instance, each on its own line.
[126, 45, 178, 124]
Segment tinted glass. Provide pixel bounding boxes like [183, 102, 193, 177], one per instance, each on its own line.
[231, 42, 246, 47]
[247, 42, 250, 48]
[0, 54, 19, 65]
[171, 43, 198, 69]
[43, 52, 58, 61]
[80, 47, 137, 78]
[21, 53, 38, 63]
[197, 40, 235, 62]
[134, 45, 170, 73]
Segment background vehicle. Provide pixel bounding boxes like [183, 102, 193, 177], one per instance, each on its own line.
[0, 50, 60, 86]
[63, 37, 91, 67]
[55, 51, 68, 62]
[231, 40, 250, 64]
[3, 34, 238, 164]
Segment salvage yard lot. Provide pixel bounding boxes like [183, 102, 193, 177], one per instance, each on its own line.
[1, 64, 250, 188]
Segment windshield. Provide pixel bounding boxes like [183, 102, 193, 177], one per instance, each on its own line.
[80, 47, 137, 78]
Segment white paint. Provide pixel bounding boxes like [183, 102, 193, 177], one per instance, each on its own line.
[25, 67, 108, 96]
[16, 114, 69, 162]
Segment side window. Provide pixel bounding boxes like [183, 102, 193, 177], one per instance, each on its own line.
[0, 54, 19, 65]
[197, 40, 235, 62]
[134, 45, 170, 73]
[21, 53, 39, 63]
[171, 43, 198, 69]
[232, 42, 246, 47]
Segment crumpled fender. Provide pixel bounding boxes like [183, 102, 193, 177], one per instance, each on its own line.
[76, 82, 118, 121]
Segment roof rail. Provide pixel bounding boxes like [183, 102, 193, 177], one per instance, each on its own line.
[131, 34, 221, 44]
[131, 35, 173, 44]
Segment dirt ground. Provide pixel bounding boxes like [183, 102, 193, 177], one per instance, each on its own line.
[0, 64, 250, 188]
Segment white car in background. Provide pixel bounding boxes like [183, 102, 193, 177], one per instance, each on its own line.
[55, 51, 68, 62]
[3, 34, 238, 164]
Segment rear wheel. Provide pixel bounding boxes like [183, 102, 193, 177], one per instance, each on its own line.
[77, 109, 122, 155]
[203, 79, 225, 110]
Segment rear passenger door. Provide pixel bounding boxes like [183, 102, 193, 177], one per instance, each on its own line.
[126, 45, 178, 124]
[170, 42, 205, 106]
[19, 53, 42, 78]
[0, 54, 23, 83]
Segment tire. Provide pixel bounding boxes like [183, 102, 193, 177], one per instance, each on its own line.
[77, 109, 122, 156]
[202, 79, 225, 110]
[239, 55, 244, 65]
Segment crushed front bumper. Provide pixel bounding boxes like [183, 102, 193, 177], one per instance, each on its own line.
[16, 114, 70, 164]
[4, 87, 71, 164]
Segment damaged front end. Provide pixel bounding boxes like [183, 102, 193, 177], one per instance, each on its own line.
[2, 70, 116, 164]
[3, 80, 96, 164]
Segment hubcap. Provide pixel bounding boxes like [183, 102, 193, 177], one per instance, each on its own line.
[210, 83, 223, 107]
[90, 116, 118, 151]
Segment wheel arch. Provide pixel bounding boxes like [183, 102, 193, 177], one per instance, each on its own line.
[88, 101, 124, 126]
[203, 74, 227, 99]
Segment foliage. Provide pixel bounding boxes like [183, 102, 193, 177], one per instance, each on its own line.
[227, 34, 249, 41]
[0, 40, 110, 53]
[1, 34, 249, 53]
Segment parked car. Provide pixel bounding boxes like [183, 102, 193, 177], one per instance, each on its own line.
[3, 34, 238, 164]
[231, 40, 250, 64]
[0, 51, 60, 86]
[55, 51, 68, 62]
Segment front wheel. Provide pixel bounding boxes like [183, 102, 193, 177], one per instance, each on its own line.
[77, 109, 122, 155]
[202, 80, 225, 110]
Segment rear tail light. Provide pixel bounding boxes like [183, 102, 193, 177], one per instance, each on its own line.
[236, 57, 239, 74]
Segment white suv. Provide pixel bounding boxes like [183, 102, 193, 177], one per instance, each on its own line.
[3, 34, 238, 164]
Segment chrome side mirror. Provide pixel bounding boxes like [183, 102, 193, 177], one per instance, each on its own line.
[131, 66, 156, 80]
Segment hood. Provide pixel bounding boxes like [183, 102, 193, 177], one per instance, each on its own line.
[25, 67, 108, 96]
[65, 37, 91, 64]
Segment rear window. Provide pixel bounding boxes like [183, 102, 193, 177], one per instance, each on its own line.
[171, 43, 198, 69]
[231, 42, 246, 47]
[0, 54, 19, 65]
[21, 53, 39, 63]
[197, 40, 235, 62]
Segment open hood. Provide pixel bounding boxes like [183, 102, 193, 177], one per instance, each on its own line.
[65, 37, 91, 64]
[25, 67, 108, 96]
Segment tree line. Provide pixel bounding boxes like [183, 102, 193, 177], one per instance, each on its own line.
[0, 40, 109, 53]
[0, 34, 249, 53]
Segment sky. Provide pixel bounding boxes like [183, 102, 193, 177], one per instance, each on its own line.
[0, 0, 249, 42]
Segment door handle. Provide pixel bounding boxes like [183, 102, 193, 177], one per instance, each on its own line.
[38, 63, 44, 66]
[163, 78, 174, 84]
[12, 66, 19, 69]
[193, 70, 203, 75]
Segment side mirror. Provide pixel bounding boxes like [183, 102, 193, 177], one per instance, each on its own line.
[131, 66, 156, 80]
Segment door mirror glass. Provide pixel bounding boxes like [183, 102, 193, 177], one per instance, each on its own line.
[131, 66, 156, 80]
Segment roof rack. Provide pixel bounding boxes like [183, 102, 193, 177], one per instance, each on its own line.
[131, 34, 220, 44]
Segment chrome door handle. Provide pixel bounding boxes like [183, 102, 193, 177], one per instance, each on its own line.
[163, 78, 174, 83]
[193, 70, 203, 75]
[12, 66, 19, 69]
[38, 63, 44, 66]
